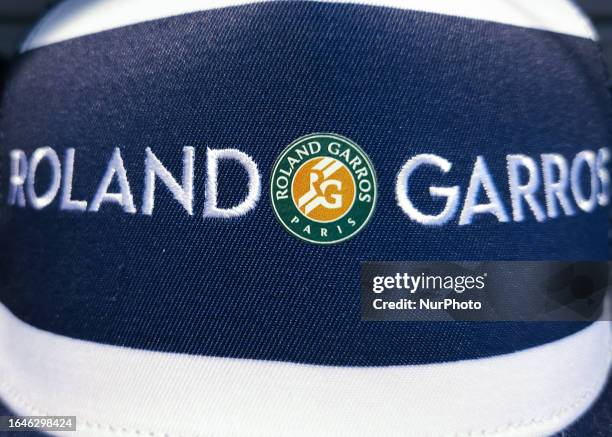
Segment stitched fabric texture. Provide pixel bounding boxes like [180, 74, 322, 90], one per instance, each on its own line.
[0, 2, 610, 436]
[1, 2, 610, 366]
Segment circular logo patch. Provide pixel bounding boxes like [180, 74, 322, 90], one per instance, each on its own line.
[271, 133, 377, 244]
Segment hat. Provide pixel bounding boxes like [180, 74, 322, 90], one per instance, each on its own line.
[0, 0, 609, 435]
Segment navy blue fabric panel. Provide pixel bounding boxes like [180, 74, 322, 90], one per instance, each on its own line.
[0, 3, 610, 365]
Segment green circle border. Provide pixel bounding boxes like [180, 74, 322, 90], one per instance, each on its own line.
[270, 133, 378, 245]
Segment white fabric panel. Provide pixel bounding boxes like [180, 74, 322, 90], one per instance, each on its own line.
[0, 302, 610, 437]
[21, 0, 597, 52]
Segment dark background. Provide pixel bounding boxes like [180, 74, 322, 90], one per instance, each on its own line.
[579, 0, 612, 72]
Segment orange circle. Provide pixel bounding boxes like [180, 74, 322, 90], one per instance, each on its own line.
[291, 157, 356, 223]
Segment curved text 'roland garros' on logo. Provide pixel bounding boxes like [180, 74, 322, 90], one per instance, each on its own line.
[271, 133, 377, 244]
